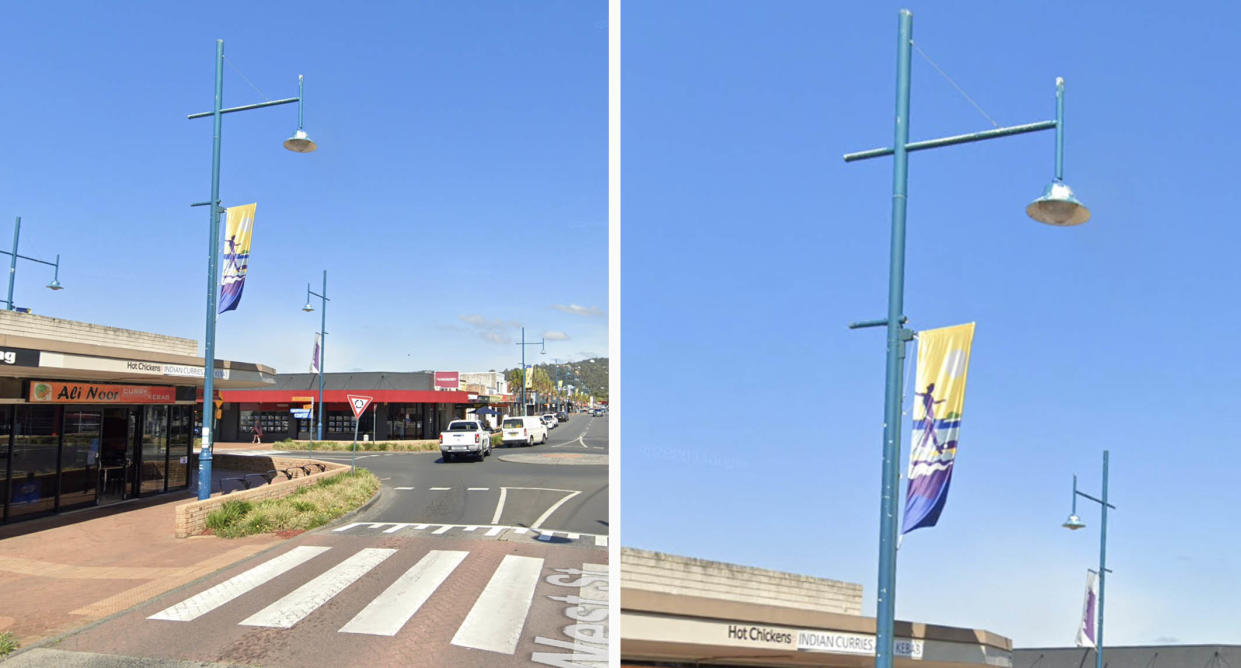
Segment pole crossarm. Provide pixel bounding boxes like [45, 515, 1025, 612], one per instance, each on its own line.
[0, 251, 57, 267]
[843, 120, 1057, 163]
[188, 97, 299, 119]
[1075, 489, 1118, 509]
[308, 290, 329, 301]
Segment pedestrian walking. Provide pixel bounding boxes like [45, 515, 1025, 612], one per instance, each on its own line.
[252, 421, 263, 444]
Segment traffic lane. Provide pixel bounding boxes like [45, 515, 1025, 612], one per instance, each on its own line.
[52, 532, 608, 668]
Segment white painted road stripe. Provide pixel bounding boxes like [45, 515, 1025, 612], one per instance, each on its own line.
[148, 546, 331, 622]
[432, 525, 452, 535]
[240, 548, 395, 629]
[491, 487, 508, 524]
[485, 526, 504, 536]
[430, 487, 450, 491]
[339, 550, 467, 636]
[531, 490, 582, 529]
[467, 487, 489, 491]
[383, 525, 404, 534]
[394, 486, 414, 490]
[451, 555, 544, 654]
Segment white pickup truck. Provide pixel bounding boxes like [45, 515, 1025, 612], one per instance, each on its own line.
[439, 420, 492, 462]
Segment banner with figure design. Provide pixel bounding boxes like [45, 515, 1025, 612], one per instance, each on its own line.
[1075, 570, 1098, 647]
[218, 203, 257, 313]
[902, 322, 975, 534]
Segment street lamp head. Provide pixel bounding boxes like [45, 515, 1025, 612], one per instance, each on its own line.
[283, 129, 317, 154]
[1027, 180, 1090, 226]
[46, 279, 64, 291]
[1062, 513, 1087, 530]
[302, 301, 314, 312]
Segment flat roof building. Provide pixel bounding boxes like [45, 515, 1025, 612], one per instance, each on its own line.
[622, 547, 1013, 668]
[0, 311, 273, 523]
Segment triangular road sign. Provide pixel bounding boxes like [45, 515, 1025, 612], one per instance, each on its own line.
[347, 394, 373, 419]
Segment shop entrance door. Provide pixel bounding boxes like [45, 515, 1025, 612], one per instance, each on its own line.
[97, 408, 137, 504]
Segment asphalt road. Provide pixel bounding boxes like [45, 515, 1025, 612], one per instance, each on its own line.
[24, 414, 610, 667]
[301, 413, 608, 539]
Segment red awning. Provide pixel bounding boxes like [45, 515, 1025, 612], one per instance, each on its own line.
[213, 389, 472, 404]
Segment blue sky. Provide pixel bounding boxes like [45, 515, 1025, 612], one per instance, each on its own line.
[623, 0, 1239, 648]
[0, 1, 607, 375]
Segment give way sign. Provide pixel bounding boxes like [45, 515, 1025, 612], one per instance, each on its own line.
[347, 394, 373, 419]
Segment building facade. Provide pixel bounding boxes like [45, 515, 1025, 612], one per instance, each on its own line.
[0, 311, 274, 523]
[621, 547, 1013, 668]
[218, 371, 516, 442]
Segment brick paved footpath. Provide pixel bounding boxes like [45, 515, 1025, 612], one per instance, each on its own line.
[0, 450, 291, 649]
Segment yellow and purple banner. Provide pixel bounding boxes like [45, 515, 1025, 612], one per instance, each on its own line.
[218, 203, 256, 313]
[902, 322, 975, 534]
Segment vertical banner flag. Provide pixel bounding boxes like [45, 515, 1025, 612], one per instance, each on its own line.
[311, 333, 321, 374]
[902, 322, 976, 534]
[1075, 570, 1098, 647]
[525, 365, 533, 388]
[218, 203, 257, 313]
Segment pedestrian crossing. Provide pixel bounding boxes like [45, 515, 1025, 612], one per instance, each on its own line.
[147, 544, 609, 657]
[332, 521, 609, 547]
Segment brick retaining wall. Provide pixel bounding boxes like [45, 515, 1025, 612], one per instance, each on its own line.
[175, 455, 350, 538]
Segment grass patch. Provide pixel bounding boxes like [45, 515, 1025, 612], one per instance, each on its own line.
[0, 631, 18, 657]
[274, 439, 440, 453]
[205, 469, 380, 538]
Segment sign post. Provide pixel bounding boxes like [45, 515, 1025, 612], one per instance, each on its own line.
[347, 394, 373, 473]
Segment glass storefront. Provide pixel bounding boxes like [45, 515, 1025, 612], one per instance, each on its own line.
[140, 405, 168, 495]
[0, 401, 196, 524]
[9, 405, 59, 520]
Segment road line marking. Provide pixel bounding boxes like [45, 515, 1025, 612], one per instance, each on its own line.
[394, 486, 414, 490]
[148, 546, 331, 622]
[383, 525, 407, 534]
[566, 532, 580, 539]
[414, 524, 429, 530]
[491, 487, 508, 524]
[451, 555, 544, 654]
[432, 525, 452, 535]
[530, 490, 582, 530]
[340, 550, 468, 636]
[513, 527, 528, 534]
[463, 526, 477, 532]
[240, 548, 395, 629]
[485, 526, 504, 536]
[429, 487, 450, 491]
[333, 523, 362, 533]
[467, 487, 489, 491]
[594, 535, 608, 547]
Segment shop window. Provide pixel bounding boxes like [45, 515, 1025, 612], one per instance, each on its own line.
[141, 406, 168, 495]
[9, 406, 58, 519]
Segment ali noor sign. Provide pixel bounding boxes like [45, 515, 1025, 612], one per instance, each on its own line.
[29, 381, 176, 404]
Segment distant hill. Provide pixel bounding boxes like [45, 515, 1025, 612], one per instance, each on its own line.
[512, 357, 609, 402]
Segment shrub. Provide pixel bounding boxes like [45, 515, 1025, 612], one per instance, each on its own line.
[206, 500, 252, 533]
[0, 632, 19, 657]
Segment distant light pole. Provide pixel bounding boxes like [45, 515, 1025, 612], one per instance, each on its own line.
[302, 270, 329, 444]
[188, 39, 316, 501]
[1063, 451, 1115, 668]
[515, 327, 546, 416]
[844, 10, 1089, 668]
[2, 217, 65, 310]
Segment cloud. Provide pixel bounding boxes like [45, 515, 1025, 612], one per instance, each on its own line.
[459, 314, 521, 344]
[543, 331, 570, 341]
[552, 304, 603, 317]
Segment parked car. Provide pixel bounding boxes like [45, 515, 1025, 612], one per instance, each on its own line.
[541, 413, 558, 429]
[439, 419, 492, 462]
[501, 416, 547, 447]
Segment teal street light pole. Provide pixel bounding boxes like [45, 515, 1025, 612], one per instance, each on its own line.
[516, 327, 546, 416]
[188, 39, 317, 501]
[302, 270, 329, 444]
[2, 217, 66, 310]
[844, 11, 1090, 668]
[1062, 451, 1115, 668]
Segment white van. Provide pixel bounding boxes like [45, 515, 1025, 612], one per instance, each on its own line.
[501, 416, 548, 447]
